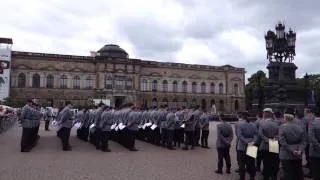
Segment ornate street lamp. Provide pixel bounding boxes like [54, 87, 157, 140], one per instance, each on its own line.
[265, 22, 296, 63]
[256, 72, 264, 112]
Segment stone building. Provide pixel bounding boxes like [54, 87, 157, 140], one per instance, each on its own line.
[9, 44, 245, 113]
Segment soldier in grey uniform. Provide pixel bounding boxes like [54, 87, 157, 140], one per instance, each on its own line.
[182, 108, 195, 150]
[94, 103, 106, 150]
[99, 106, 113, 152]
[193, 106, 202, 146]
[44, 107, 53, 131]
[308, 117, 320, 180]
[58, 101, 74, 151]
[215, 113, 233, 174]
[302, 108, 315, 177]
[279, 108, 306, 180]
[20, 99, 42, 152]
[236, 111, 258, 180]
[254, 111, 263, 172]
[127, 106, 140, 151]
[234, 111, 246, 173]
[166, 109, 176, 150]
[200, 111, 210, 148]
[259, 108, 280, 180]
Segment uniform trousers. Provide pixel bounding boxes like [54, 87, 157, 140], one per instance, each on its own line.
[310, 157, 320, 180]
[237, 151, 256, 180]
[281, 159, 303, 180]
[45, 120, 50, 130]
[127, 129, 137, 149]
[184, 131, 195, 148]
[256, 150, 262, 171]
[95, 128, 102, 149]
[21, 128, 32, 151]
[261, 150, 279, 180]
[305, 144, 310, 167]
[59, 127, 71, 150]
[161, 128, 168, 146]
[174, 128, 184, 147]
[154, 127, 161, 145]
[200, 129, 209, 147]
[217, 147, 231, 171]
[100, 131, 110, 150]
[166, 130, 174, 148]
[194, 128, 201, 146]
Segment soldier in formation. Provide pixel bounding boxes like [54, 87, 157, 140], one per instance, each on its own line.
[19, 99, 42, 152]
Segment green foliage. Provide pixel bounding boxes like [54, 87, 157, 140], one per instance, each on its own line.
[245, 70, 267, 110]
[2, 97, 25, 108]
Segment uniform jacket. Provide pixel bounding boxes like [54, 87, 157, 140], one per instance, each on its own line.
[258, 118, 280, 151]
[101, 111, 113, 132]
[60, 106, 74, 128]
[20, 104, 42, 128]
[279, 121, 306, 160]
[216, 121, 233, 148]
[236, 121, 258, 151]
[308, 118, 320, 157]
[127, 111, 140, 131]
[199, 113, 210, 131]
[165, 112, 176, 130]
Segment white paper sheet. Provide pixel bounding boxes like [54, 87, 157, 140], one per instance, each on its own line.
[74, 122, 81, 129]
[111, 124, 116, 130]
[119, 124, 126, 130]
[246, 145, 258, 158]
[180, 124, 185, 128]
[151, 124, 157, 130]
[269, 139, 279, 154]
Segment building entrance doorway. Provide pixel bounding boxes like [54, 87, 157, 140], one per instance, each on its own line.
[114, 96, 125, 108]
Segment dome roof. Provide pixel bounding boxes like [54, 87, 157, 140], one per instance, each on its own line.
[97, 44, 128, 58]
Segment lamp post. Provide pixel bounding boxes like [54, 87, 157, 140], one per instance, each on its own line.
[256, 72, 264, 112]
[265, 22, 296, 109]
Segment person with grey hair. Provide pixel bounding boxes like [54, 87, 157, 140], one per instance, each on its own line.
[215, 113, 233, 174]
[279, 108, 306, 180]
[236, 111, 258, 180]
[308, 116, 320, 180]
[259, 108, 280, 180]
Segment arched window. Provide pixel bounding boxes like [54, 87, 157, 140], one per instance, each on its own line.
[126, 78, 133, 90]
[46, 74, 54, 88]
[85, 76, 93, 89]
[73, 76, 80, 89]
[219, 100, 224, 111]
[162, 98, 168, 105]
[173, 98, 178, 108]
[32, 73, 40, 88]
[219, 83, 224, 94]
[172, 81, 178, 92]
[234, 83, 239, 95]
[18, 73, 26, 88]
[141, 79, 148, 91]
[152, 80, 158, 91]
[192, 82, 197, 93]
[162, 80, 168, 92]
[201, 82, 206, 93]
[210, 83, 215, 94]
[201, 99, 207, 109]
[192, 98, 197, 106]
[182, 81, 188, 93]
[105, 76, 113, 89]
[235, 100, 239, 112]
[152, 97, 158, 107]
[60, 74, 68, 88]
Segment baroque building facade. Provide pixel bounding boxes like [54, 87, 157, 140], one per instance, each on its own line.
[9, 44, 245, 113]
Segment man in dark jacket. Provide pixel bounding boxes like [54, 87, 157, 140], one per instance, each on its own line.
[58, 101, 73, 151]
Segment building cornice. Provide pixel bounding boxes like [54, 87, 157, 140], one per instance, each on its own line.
[12, 51, 245, 73]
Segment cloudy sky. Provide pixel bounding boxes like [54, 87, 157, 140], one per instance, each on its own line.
[0, 0, 318, 80]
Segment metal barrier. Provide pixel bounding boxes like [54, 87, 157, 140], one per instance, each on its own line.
[0, 115, 17, 134]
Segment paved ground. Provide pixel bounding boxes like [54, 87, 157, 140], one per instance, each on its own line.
[0, 121, 309, 180]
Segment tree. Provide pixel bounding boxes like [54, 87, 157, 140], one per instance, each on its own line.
[245, 70, 267, 111]
[2, 97, 25, 108]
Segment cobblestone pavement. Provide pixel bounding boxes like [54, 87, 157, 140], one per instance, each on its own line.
[0, 122, 308, 180]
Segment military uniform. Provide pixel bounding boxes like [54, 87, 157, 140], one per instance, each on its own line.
[215, 121, 233, 174]
[279, 118, 306, 180]
[20, 103, 42, 152]
[236, 120, 258, 180]
[193, 109, 202, 146]
[258, 118, 280, 180]
[166, 111, 176, 150]
[58, 105, 74, 151]
[183, 109, 195, 150]
[200, 113, 210, 148]
[99, 109, 113, 152]
[308, 118, 320, 180]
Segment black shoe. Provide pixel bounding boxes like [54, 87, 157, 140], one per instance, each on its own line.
[191, 146, 195, 150]
[304, 173, 312, 178]
[205, 146, 210, 149]
[21, 149, 30, 152]
[129, 148, 138, 151]
[36, 135, 40, 140]
[235, 169, 239, 173]
[182, 147, 188, 150]
[168, 147, 176, 150]
[215, 170, 223, 174]
[226, 169, 231, 174]
[63, 147, 72, 151]
[102, 148, 111, 152]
